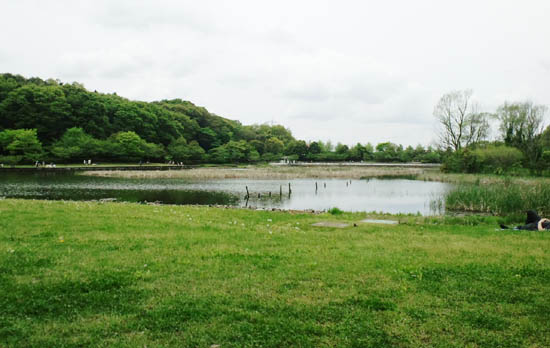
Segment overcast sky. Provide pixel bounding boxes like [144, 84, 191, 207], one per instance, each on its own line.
[2, 0, 549, 146]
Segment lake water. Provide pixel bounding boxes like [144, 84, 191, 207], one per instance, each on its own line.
[0, 173, 451, 215]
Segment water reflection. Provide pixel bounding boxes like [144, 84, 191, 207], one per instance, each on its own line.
[0, 173, 451, 215]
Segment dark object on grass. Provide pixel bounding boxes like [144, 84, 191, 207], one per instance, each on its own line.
[500, 210, 550, 231]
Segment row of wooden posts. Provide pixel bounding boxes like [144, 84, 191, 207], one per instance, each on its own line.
[245, 183, 292, 200]
[244, 180, 352, 199]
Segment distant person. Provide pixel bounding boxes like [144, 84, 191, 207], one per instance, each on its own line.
[500, 210, 550, 231]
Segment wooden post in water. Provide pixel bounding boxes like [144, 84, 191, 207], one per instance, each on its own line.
[315, 182, 318, 194]
[288, 182, 292, 195]
[245, 186, 250, 199]
[324, 182, 326, 188]
[280, 185, 282, 197]
[269, 191, 271, 197]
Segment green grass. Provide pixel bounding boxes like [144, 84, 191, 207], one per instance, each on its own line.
[1, 199, 550, 347]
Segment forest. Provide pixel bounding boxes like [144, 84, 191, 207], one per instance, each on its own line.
[0, 74, 440, 166]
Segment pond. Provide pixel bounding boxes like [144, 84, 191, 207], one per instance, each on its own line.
[0, 172, 452, 215]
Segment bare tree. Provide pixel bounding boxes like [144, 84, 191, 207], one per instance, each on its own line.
[434, 90, 489, 151]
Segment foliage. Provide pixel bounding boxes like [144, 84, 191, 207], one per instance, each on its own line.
[208, 140, 258, 164]
[0, 74, 301, 164]
[442, 145, 523, 174]
[264, 137, 284, 155]
[374, 142, 401, 162]
[51, 127, 100, 162]
[284, 140, 308, 160]
[495, 101, 547, 169]
[328, 207, 343, 215]
[104, 131, 163, 162]
[0, 73, 447, 165]
[166, 137, 206, 163]
[0, 128, 43, 164]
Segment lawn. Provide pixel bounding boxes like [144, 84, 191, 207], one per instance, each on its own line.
[1, 199, 549, 347]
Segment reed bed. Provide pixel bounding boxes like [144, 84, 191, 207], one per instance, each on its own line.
[417, 171, 548, 185]
[445, 180, 550, 216]
[80, 165, 430, 180]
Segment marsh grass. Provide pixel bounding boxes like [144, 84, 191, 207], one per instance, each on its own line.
[445, 179, 550, 216]
[80, 165, 431, 180]
[1, 199, 550, 347]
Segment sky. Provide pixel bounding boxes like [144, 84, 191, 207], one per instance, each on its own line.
[1, 0, 549, 147]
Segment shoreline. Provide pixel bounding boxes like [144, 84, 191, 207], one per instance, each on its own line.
[0, 161, 440, 173]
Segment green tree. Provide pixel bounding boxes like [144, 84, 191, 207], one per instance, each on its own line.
[167, 137, 188, 162]
[496, 101, 547, 168]
[249, 140, 264, 155]
[285, 140, 308, 160]
[185, 141, 206, 162]
[264, 137, 284, 155]
[349, 143, 366, 161]
[374, 142, 400, 162]
[308, 141, 322, 155]
[51, 127, 100, 162]
[363, 143, 374, 161]
[0, 129, 43, 163]
[167, 137, 205, 163]
[105, 131, 161, 162]
[0, 84, 72, 143]
[197, 127, 219, 151]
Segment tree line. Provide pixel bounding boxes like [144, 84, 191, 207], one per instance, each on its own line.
[434, 89, 549, 174]
[0, 73, 442, 165]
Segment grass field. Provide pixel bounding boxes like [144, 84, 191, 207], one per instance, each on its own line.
[1, 199, 550, 347]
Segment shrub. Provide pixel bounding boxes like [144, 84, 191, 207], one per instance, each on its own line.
[471, 145, 523, 174]
[442, 145, 523, 174]
[328, 207, 343, 215]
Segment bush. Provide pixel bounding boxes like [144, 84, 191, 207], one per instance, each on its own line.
[471, 145, 523, 174]
[328, 207, 343, 215]
[442, 145, 523, 174]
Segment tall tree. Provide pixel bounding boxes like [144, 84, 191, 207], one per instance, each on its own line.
[434, 90, 489, 151]
[496, 101, 547, 167]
